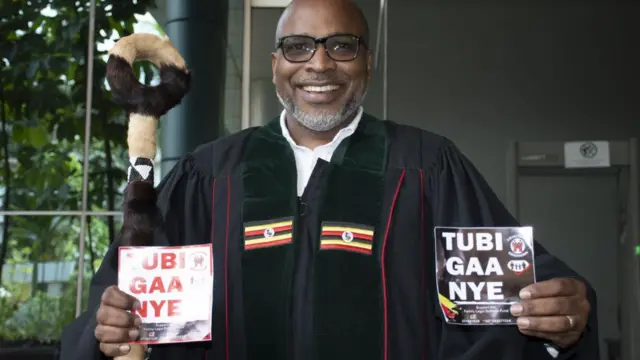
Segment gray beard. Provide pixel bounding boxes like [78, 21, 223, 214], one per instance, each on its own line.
[276, 89, 366, 132]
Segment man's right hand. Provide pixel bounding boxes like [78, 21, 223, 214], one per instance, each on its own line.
[95, 285, 142, 357]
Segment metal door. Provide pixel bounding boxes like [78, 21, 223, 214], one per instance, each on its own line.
[506, 140, 640, 360]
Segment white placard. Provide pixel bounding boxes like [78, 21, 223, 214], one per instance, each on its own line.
[564, 141, 610, 168]
[118, 244, 213, 344]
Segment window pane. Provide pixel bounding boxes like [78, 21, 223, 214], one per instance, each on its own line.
[0, 216, 80, 342]
[72, 214, 123, 312]
[1, 80, 87, 212]
[2, 4, 161, 211]
[83, 215, 123, 271]
[0, 214, 121, 344]
[2, 38, 86, 211]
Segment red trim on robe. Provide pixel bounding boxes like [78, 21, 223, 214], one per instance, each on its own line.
[381, 169, 406, 360]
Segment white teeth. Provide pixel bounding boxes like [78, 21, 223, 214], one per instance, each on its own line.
[302, 85, 340, 92]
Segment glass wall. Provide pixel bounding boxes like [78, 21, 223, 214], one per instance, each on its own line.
[1, 0, 179, 346]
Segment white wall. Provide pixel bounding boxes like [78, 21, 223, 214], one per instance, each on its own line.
[387, 2, 640, 198]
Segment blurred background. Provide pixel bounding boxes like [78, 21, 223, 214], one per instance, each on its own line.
[0, 0, 638, 359]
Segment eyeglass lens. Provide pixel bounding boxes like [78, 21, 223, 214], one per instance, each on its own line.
[281, 35, 359, 62]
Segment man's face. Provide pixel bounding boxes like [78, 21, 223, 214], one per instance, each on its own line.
[271, 3, 371, 132]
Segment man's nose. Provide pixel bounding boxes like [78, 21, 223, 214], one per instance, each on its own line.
[304, 45, 336, 72]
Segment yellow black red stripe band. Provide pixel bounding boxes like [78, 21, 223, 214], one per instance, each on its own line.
[244, 217, 293, 250]
[438, 294, 459, 315]
[319, 221, 375, 255]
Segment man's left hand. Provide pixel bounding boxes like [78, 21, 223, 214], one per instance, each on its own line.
[510, 278, 590, 348]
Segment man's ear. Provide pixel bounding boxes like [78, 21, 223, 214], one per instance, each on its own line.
[271, 52, 277, 84]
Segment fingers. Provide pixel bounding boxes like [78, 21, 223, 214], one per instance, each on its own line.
[95, 324, 140, 343]
[96, 286, 143, 358]
[511, 296, 573, 317]
[96, 304, 140, 328]
[99, 342, 133, 358]
[513, 278, 590, 349]
[516, 315, 572, 333]
[101, 285, 140, 310]
[511, 296, 587, 334]
[520, 278, 585, 299]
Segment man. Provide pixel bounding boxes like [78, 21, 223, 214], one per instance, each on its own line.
[63, 0, 598, 359]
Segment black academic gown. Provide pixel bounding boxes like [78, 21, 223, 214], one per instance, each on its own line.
[62, 113, 600, 360]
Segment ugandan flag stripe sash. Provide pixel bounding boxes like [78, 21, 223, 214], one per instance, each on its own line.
[319, 222, 375, 255]
[244, 217, 293, 250]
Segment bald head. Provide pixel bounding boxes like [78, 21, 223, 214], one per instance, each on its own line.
[271, 0, 372, 134]
[275, 0, 370, 47]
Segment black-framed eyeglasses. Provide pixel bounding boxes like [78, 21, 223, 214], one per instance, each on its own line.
[276, 34, 365, 63]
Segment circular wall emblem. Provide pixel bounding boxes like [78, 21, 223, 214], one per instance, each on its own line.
[579, 142, 598, 158]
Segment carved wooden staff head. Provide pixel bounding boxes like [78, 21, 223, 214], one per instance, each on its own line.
[105, 32, 190, 360]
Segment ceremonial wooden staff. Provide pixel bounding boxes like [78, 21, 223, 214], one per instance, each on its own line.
[105, 32, 191, 360]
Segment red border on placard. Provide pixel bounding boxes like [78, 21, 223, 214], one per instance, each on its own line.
[117, 244, 214, 345]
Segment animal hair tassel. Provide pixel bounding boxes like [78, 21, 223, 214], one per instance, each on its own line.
[105, 33, 191, 360]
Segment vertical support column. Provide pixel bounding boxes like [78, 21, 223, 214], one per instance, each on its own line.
[241, 0, 252, 130]
[76, 0, 97, 317]
[160, 1, 230, 175]
[622, 138, 639, 360]
[374, 0, 388, 120]
[382, 0, 388, 120]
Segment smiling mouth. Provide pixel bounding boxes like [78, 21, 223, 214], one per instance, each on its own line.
[300, 84, 341, 93]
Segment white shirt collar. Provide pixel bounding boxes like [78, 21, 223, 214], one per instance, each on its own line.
[279, 106, 364, 150]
